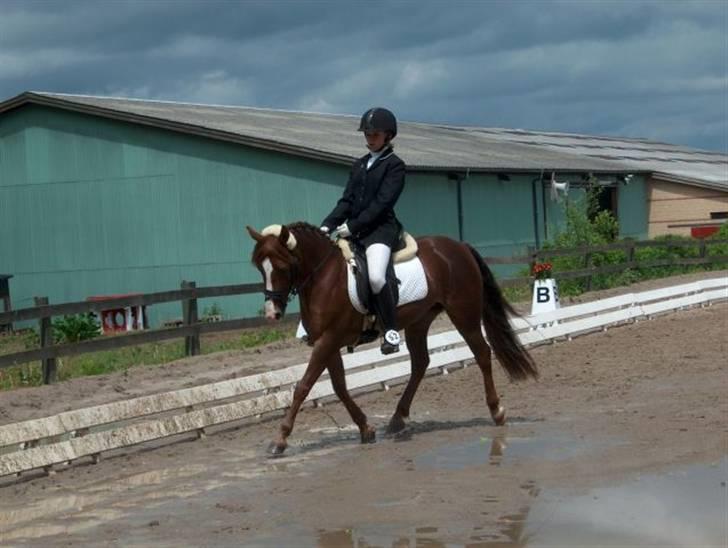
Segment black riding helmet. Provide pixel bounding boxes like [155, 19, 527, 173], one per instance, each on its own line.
[358, 107, 397, 138]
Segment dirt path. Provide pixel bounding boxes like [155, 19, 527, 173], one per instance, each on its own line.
[0, 273, 726, 546]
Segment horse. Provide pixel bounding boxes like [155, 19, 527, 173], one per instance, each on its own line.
[246, 222, 538, 455]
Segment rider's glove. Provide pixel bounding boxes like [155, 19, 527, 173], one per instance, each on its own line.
[320, 226, 330, 235]
[335, 223, 351, 238]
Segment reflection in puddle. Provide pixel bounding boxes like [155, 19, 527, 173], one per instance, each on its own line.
[251, 459, 727, 547]
[524, 457, 728, 547]
[415, 432, 608, 470]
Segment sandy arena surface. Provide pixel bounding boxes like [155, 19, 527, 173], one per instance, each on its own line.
[0, 271, 726, 546]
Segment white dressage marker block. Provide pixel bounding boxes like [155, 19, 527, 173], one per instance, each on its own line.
[531, 278, 560, 316]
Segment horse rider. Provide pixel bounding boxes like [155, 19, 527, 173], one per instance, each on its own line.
[320, 107, 406, 355]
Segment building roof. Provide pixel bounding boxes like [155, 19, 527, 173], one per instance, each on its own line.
[468, 127, 727, 191]
[1, 91, 726, 190]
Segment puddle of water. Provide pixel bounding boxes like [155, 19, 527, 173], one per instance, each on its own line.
[246, 458, 727, 547]
[523, 457, 728, 547]
[414, 432, 606, 470]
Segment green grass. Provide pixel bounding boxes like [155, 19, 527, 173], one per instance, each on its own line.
[0, 326, 293, 391]
[502, 284, 532, 304]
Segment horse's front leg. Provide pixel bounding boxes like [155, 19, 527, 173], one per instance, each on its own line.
[269, 333, 338, 455]
[327, 352, 376, 444]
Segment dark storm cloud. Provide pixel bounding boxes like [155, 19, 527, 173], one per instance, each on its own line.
[1, 0, 726, 151]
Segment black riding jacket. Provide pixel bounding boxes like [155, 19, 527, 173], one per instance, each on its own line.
[322, 147, 406, 246]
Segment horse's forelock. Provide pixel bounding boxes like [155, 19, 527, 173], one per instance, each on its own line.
[261, 224, 297, 250]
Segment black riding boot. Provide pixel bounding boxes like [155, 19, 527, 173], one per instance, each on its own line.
[371, 286, 400, 355]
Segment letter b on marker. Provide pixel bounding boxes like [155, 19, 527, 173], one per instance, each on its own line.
[537, 287, 550, 303]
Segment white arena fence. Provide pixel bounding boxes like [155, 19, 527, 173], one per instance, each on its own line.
[1, 277, 726, 478]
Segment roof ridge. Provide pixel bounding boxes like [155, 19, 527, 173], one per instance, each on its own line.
[29, 91, 359, 120]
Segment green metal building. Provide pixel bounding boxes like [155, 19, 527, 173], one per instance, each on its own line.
[0, 92, 649, 324]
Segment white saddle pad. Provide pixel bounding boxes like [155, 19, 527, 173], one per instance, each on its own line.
[347, 257, 429, 314]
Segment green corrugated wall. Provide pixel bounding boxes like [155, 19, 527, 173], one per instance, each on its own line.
[0, 105, 351, 324]
[0, 104, 647, 325]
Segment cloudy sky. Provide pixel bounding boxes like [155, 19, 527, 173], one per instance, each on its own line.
[1, 0, 726, 152]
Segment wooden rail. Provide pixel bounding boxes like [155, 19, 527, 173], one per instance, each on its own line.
[0, 282, 263, 325]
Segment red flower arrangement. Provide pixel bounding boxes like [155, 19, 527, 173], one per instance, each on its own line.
[532, 262, 553, 281]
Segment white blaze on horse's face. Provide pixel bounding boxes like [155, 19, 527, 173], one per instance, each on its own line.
[261, 258, 280, 319]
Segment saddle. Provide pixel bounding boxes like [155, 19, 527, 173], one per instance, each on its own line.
[337, 232, 418, 264]
[338, 233, 419, 350]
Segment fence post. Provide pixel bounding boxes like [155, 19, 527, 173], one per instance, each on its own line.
[584, 252, 593, 291]
[527, 246, 537, 282]
[181, 281, 200, 356]
[699, 239, 707, 259]
[34, 296, 57, 384]
[627, 242, 636, 265]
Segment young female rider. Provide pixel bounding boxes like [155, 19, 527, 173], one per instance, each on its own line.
[320, 107, 406, 355]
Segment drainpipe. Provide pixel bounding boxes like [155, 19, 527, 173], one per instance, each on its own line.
[542, 174, 549, 242]
[531, 169, 544, 250]
[449, 169, 470, 242]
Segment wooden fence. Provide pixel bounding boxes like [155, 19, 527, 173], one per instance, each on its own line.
[1, 238, 727, 380]
[0, 281, 300, 377]
[486, 238, 728, 289]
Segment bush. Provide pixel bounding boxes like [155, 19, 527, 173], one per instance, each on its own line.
[536, 196, 621, 295]
[52, 314, 101, 344]
[708, 223, 728, 256]
[592, 210, 619, 243]
[518, 194, 727, 299]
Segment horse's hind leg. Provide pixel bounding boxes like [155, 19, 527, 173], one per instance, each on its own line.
[327, 352, 376, 444]
[387, 309, 439, 434]
[446, 308, 505, 425]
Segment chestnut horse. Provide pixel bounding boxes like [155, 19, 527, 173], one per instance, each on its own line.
[247, 222, 538, 455]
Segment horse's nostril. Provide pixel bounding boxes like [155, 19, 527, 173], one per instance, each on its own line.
[274, 312, 282, 320]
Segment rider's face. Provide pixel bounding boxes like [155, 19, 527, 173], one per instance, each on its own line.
[364, 131, 387, 152]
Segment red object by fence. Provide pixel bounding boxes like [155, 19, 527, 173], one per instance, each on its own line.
[691, 226, 719, 239]
[87, 294, 147, 334]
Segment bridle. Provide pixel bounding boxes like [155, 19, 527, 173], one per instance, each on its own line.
[263, 245, 338, 310]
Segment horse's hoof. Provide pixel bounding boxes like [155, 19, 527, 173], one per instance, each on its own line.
[492, 405, 506, 426]
[360, 426, 376, 444]
[267, 441, 287, 456]
[393, 428, 413, 442]
[386, 415, 407, 435]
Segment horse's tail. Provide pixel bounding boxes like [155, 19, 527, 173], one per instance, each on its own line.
[466, 245, 539, 381]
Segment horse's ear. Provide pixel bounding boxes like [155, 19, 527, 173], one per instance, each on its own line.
[246, 226, 264, 243]
[278, 225, 296, 251]
[278, 225, 291, 247]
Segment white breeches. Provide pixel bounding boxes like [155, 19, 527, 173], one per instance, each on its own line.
[366, 243, 391, 294]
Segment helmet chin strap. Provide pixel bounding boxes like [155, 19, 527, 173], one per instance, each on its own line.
[367, 137, 391, 153]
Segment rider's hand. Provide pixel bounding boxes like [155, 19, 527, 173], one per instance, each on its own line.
[336, 223, 351, 238]
[320, 226, 330, 235]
